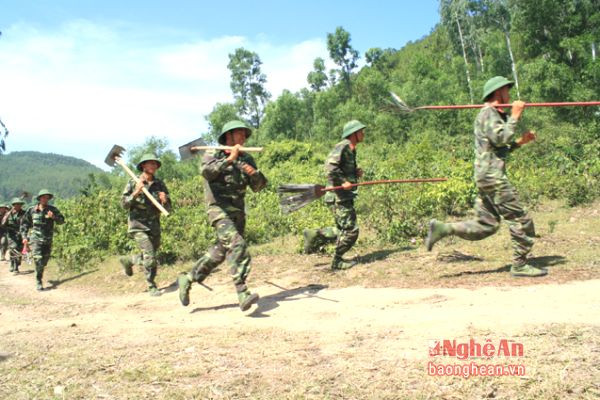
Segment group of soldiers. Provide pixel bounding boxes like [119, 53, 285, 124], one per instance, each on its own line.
[1, 75, 547, 311]
[0, 190, 65, 290]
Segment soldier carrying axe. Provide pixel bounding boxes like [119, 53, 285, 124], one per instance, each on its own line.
[177, 120, 267, 312]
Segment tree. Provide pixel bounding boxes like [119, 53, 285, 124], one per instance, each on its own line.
[0, 117, 8, 153]
[307, 57, 328, 92]
[204, 103, 242, 143]
[0, 30, 7, 153]
[326, 26, 359, 92]
[471, 0, 521, 98]
[127, 137, 182, 181]
[440, 0, 475, 103]
[227, 48, 271, 128]
[365, 47, 384, 66]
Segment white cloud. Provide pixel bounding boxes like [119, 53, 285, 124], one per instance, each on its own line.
[0, 21, 331, 169]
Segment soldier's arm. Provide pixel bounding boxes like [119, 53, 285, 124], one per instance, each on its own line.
[243, 157, 267, 192]
[484, 109, 518, 147]
[325, 143, 347, 186]
[120, 181, 136, 209]
[0, 212, 8, 227]
[51, 207, 65, 225]
[20, 210, 32, 240]
[201, 152, 229, 181]
[159, 181, 173, 212]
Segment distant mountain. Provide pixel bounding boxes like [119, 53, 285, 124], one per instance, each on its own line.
[0, 151, 104, 202]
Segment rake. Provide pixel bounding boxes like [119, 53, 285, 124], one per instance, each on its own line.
[278, 178, 447, 214]
[388, 91, 600, 113]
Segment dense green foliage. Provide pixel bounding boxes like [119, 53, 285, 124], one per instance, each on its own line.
[48, 0, 599, 271]
[0, 151, 104, 202]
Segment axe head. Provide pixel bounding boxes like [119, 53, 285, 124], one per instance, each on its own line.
[104, 144, 125, 167]
[178, 138, 206, 161]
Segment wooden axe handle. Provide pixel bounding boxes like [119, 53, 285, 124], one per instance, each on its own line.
[115, 157, 170, 217]
[190, 145, 263, 152]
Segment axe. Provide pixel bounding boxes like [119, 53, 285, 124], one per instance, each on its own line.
[178, 138, 263, 161]
[104, 145, 169, 216]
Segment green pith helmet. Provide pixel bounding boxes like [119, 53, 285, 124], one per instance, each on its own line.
[136, 154, 162, 172]
[342, 120, 366, 139]
[218, 120, 252, 145]
[37, 189, 54, 200]
[0, 203, 9, 209]
[10, 197, 25, 205]
[482, 76, 514, 101]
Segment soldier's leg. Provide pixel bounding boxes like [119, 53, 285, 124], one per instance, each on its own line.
[331, 200, 359, 270]
[178, 218, 231, 307]
[334, 200, 359, 256]
[0, 235, 7, 261]
[226, 215, 259, 311]
[9, 239, 23, 273]
[189, 226, 228, 284]
[427, 191, 501, 251]
[133, 232, 159, 291]
[493, 183, 542, 277]
[31, 241, 45, 290]
[448, 194, 501, 240]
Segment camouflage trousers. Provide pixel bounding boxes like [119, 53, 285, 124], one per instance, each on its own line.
[0, 234, 7, 261]
[128, 231, 160, 288]
[317, 199, 359, 257]
[448, 182, 535, 265]
[31, 241, 52, 284]
[7, 236, 23, 271]
[191, 212, 251, 294]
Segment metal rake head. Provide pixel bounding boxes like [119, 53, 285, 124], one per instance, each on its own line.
[277, 184, 325, 214]
[388, 91, 414, 113]
[104, 144, 125, 167]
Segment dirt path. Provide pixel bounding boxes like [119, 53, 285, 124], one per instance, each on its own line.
[1, 259, 599, 399]
[2, 262, 599, 342]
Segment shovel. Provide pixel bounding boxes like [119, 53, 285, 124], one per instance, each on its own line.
[104, 145, 169, 216]
[278, 178, 447, 214]
[178, 137, 263, 161]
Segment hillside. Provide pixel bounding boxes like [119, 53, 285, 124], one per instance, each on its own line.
[0, 151, 104, 202]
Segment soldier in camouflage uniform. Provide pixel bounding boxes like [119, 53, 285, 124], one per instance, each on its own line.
[1, 199, 26, 273]
[21, 190, 65, 290]
[120, 154, 171, 296]
[0, 203, 9, 262]
[303, 120, 366, 270]
[426, 76, 546, 277]
[178, 120, 267, 311]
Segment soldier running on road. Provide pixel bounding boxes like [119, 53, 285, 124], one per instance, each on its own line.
[426, 76, 546, 278]
[120, 154, 172, 296]
[21, 190, 65, 290]
[177, 120, 267, 311]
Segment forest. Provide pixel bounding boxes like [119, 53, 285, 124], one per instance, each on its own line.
[20, 0, 600, 271]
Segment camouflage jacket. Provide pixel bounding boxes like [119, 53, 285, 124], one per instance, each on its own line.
[201, 150, 267, 224]
[325, 139, 358, 202]
[474, 105, 521, 189]
[121, 178, 171, 234]
[21, 204, 65, 243]
[1, 209, 26, 241]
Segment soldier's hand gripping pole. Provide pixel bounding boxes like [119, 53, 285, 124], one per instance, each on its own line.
[104, 145, 170, 217]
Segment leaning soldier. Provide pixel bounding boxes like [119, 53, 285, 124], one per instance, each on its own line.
[1, 199, 26, 274]
[120, 154, 171, 297]
[303, 120, 365, 270]
[21, 190, 65, 290]
[0, 203, 9, 262]
[178, 120, 267, 311]
[426, 76, 545, 277]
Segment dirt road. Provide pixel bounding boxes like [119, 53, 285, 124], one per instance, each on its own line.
[1, 258, 599, 399]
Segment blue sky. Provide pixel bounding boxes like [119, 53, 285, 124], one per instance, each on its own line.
[0, 0, 440, 168]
